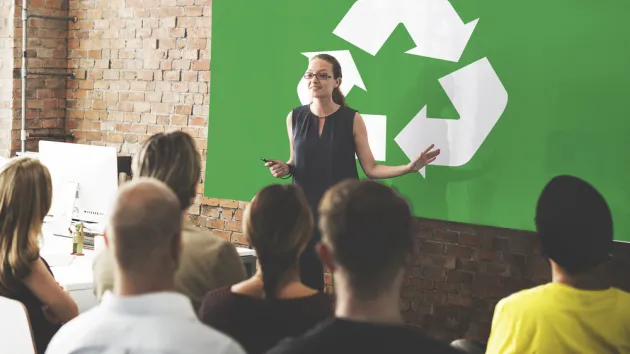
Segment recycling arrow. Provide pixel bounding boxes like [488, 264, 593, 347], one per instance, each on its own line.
[394, 57, 508, 177]
[297, 50, 366, 105]
[332, 0, 478, 62]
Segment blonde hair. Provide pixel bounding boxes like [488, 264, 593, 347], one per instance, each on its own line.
[0, 157, 52, 295]
[132, 131, 201, 210]
[244, 184, 313, 299]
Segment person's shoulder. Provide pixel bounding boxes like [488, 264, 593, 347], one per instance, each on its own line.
[497, 282, 552, 309]
[190, 322, 247, 354]
[200, 286, 234, 311]
[266, 318, 334, 354]
[45, 308, 104, 353]
[611, 287, 630, 313]
[182, 224, 233, 250]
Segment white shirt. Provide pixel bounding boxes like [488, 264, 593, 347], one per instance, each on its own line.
[45, 291, 246, 354]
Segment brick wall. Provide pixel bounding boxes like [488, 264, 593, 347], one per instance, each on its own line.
[407, 218, 630, 342]
[4, 0, 630, 345]
[0, 0, 14, 157]
[11, 0, 71, 154]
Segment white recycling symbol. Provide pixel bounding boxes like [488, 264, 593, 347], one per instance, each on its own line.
[297, 0, 508, 178]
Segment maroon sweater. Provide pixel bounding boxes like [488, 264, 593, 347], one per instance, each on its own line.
[198, 286, 334, 354]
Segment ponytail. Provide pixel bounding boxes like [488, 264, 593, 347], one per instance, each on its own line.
[332, 87, 346, 106]
[259, 251, 297, 300]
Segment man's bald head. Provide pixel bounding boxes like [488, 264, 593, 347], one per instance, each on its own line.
[108, 178, 183, 272]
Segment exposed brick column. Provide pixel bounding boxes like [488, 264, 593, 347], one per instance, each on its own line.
[12, 0, 70, 154]
[0, 0, 14, 157]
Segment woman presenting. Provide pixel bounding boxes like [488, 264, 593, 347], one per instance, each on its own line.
[265, 53, 440, 291]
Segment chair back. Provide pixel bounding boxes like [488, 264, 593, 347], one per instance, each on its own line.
[0, 296, 35, 354]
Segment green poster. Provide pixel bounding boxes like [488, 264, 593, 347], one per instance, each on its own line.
[205, 0, 630, 242]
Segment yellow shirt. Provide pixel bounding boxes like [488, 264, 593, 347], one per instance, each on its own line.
[486, 282, 630, 354]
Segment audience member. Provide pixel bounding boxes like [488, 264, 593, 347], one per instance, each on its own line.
[93, 131, 246, 311]
[199, 184, 333, 354]
[46, 178, 246, 354]
[0, 157, 78, 354]
[484, 175, 630, 353]
[267, 179, 459, 354]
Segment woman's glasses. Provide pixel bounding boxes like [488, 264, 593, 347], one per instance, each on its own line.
[303, 72, 333, 80]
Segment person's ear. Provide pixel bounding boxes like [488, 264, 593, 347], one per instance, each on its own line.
[103, 229, 110, 248]
[170, 230, 182, 268]
[315, 241, 336, 272]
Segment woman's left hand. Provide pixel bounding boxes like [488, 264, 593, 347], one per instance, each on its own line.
[407, 144, 440, 172]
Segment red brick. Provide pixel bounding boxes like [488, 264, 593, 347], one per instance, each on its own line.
[206, 219, 224, 230]
[434, 230, 459, 243]
[473, 249, 500, 262]
[446, 270, 473, 284]
[436, 282, 460, 293]
[431, 255, 456, 269]
[458, 233, 483, 247]
[421, 240, 445, 255]
[422, 266, 446, 280]
[448, 294, 473, 307]
[219, 199, 238, 208]
[423, 292, 447, 305]
[230, 232, 247, 245]
[191, 60, 209, 71]
[200, 197, 219, 206]
[446, 245, 472, 259]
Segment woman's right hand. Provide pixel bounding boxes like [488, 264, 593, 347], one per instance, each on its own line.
[265, 160, 290, 178]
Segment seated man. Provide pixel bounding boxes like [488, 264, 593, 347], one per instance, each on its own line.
[485, 175, 630, 353]
[267, 180, 459, 354]
[46, 179, 246, 353]
[93, 131, 246, 311]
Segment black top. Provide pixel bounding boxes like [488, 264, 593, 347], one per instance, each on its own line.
[292, 104, 360, 211]
[266, 318, 462, 354]
[198, 286, 334, 354]
[0, 256, 61, 354]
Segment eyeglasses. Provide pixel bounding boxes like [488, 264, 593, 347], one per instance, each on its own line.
[303, 72, 333, 80]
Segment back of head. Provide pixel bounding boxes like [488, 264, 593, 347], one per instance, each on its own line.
[0, 157, 52, 293]
[244, 184, 313, 299]
[132, 131, 201, 211]
[535, 175, 613, 274]
[318, 179, 413, 299]
[109, 178, 183, 274]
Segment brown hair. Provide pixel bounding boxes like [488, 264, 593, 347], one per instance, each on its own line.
[244, 184, 313, 299]
[311, 53, 346, 106]
[133, 131, 201, 210]
[0, 157, 52, 295]
[319, 179, 413, 299]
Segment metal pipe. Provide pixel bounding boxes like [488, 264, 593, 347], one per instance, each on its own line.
[27, 132, 74, 139]
[21, 7, 27, 153]
[28, 14, 77, 22]
[27, 70, 75, 78]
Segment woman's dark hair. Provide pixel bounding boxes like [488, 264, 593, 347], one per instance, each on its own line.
[244, 184, 313, 299]
[311, 53, 346, 106]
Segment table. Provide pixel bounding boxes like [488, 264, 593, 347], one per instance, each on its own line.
[39, 224, 257, 313]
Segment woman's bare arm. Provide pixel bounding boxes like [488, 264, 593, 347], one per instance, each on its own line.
[22, 258, 79, 323]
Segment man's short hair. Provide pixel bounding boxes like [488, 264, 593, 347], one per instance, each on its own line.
[318, 179, 413, 298]
[535, 175, 613, 274]
[109, 178, 182, 272]
[133, 131, 201, 210]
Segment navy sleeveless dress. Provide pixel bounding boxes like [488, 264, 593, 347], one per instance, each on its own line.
[291, 104, 359, 290]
